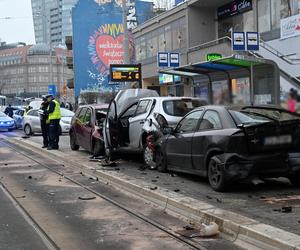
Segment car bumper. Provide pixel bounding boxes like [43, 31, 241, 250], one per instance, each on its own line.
[61, 123, 70, 133]
[217, 152, 300, 181]
[0, 123, 15, 130]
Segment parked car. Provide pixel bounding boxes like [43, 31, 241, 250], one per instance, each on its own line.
[0, 111, 16, 131]
[104, 88, 204, 162]
[13, 109, 25, 129]
[69, 104, 109, 156]
[23, 108, 74, 135]
[154, 105, 300, 191]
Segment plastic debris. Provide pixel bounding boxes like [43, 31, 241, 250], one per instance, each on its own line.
[174, 189, 180, 192]
[150, 186, 157, 190]
[177, 222, 219, 238]
[28, 176, 32, 179]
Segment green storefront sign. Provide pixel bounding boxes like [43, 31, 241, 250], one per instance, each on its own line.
[206, 53, 222, 61]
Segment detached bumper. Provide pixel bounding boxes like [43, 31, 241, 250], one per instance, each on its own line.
[217, 152, 300, 181]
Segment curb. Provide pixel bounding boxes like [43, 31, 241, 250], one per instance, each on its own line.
[8, 137, 300, 250]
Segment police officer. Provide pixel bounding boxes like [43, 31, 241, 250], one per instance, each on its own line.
[45, 94, 61, 150]
[39, 96, 49, 148]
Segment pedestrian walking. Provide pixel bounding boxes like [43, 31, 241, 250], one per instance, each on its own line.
[4, 104, 14, 118]
[45, 94, 61, 150]
[39, 96, 49, 148]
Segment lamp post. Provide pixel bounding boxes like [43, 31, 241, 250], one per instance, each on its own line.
[122, 0, 129, 64]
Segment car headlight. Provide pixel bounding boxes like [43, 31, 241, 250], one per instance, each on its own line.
[61, 119, 70, 124]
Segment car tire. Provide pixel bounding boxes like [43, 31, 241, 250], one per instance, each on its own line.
[24, 124, 33, 136]
[208, 156, 227, 192]
[155, 147, 167, 172]
[70, 132, 79, 151]
[93, 140, 104, 157]
[288, 174, 300, 187]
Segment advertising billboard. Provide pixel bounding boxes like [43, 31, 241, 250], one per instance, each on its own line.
[72, 0, 153, 97]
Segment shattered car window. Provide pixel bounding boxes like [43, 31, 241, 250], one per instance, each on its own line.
[241, 108, 300, 121]
[230, 110, 270, 124]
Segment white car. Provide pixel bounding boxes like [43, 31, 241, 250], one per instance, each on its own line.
[104, 89, 205, 162]
[23, 108, 74, 135]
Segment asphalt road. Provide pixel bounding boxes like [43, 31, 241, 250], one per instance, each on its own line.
[0, 133, 239, 250]
[18, 132, 300, 236]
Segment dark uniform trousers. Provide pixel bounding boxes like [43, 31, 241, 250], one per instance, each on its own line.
[49, 119, 60, 149]
[41, 121, 49, 147]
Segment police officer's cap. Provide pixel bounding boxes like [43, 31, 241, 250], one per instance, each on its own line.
[45, 94, 53, 98]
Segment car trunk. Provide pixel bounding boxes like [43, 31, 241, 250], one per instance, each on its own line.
[241, 120, 300, 154]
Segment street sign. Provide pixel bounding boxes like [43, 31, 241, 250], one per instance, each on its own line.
[246, 32, 259, 51]
[169, 53, 180, 67]
[206, 53, 222, 61]
[110, 64, 141, 82]
[48, 84, 57, 96]
[232, 32, 245, 51]
[157, 52, 169, 67]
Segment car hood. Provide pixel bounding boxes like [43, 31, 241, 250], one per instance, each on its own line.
[115, 88, 159, 117]
[0, 116, 14, 122]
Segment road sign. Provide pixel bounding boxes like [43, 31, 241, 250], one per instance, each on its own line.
[169, 53, 180, 67]
[157, 52, 169, 67]
[246, 32, 259, 51]
[232, 32, 245, 51]
[110, 64, 141, 83]
[206, 53, 222, 61]
[48, 84, 57, 96]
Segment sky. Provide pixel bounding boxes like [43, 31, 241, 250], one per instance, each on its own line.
[0, 0, 35, 44]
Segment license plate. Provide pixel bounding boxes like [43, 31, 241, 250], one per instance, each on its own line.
[264, 135, 292, 145]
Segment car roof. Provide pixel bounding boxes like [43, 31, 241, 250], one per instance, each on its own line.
[139, 96, 201, 101]
[78, 104, 109, 109]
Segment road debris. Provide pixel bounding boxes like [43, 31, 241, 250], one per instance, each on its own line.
[78, 196, 96, 200]
[47, 191, 55, 196]
[174, 189, 180, 192]
[16, 195, 26, 199]
[150, 186, 157, 190]
[28, 175, 32, 179]
[273, 206, 293, 213]
[176, 222, 219, 238]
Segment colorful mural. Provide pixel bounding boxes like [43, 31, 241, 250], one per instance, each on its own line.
[72, 0, 153, 97]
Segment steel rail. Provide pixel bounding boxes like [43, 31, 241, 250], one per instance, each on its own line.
[2, 140, 208, 250]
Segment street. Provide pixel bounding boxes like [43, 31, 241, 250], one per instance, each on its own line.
[0, 130, 300, 249]
[0, 130, 240, 250]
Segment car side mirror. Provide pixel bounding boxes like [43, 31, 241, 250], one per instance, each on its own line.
[163, 127, 174, 135]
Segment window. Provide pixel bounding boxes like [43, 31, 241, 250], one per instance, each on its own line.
[121, 104, 138, 118]
[84, 108, 92, 123]
[77, 108, 87, 123]
[135, 100, 151, 116]
[199, 111, 222, 130]
[176, 110, 203, 134]
[27, 110, 39, 117]
[163, 99, 202, 117]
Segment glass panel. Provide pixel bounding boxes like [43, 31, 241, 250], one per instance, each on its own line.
[231, 78, 250, 105]
[199, 111, 222, 130]
[176, 110, 203, 133]
[212, 80, 230, 105]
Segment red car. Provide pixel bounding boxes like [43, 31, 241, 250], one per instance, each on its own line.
[69, 104, 108, 156]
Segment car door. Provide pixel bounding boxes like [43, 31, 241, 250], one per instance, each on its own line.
[81, 108, 93, 151]
[192, 110, 223, 171]
[165, 110, 203, 170]
[27, 110, 41, 132]
[128, 99, 152, 148]
[104, 100, 118, 148]
[74, 107, 87, 147]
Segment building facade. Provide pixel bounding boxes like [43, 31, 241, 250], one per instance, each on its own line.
[31, 0, 78, 46]
[133, 0, 300, 98]
[0, 44, 74, 103]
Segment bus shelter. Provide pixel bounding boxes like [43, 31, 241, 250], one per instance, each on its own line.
[159, 55, 280, 105]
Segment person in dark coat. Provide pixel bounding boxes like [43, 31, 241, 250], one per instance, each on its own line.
[39, 96, 49, 148]
[4, 104, 14, 118]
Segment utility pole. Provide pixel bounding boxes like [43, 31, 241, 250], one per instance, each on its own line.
[122, 0, 130, 64]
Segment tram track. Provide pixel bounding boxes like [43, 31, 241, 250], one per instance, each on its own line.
[1, 139, 210, 250]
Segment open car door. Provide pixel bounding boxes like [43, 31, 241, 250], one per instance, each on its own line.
[104, 100, 118, 151]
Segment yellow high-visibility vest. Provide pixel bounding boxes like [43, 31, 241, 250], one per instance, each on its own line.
[48, 100, 61, 120]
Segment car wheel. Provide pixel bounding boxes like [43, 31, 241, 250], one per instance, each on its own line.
[288, 174, 300, 187]
[143, 145, 156, 169]
[24, 124, 33, 136]
[93, 140, 104, 157]
[155, 147, 167, 172]
[208, 156, 227, 192]
[70, 132, 79, 151]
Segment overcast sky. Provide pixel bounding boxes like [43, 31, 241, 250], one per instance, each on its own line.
[0, 0, 35, 44]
